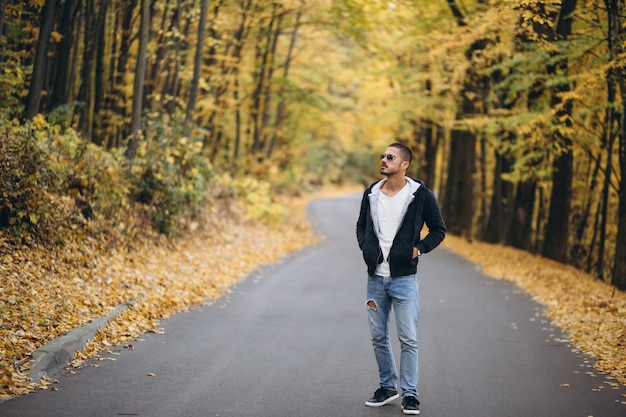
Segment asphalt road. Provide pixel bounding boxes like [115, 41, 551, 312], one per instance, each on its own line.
[1, 193, 625, 417]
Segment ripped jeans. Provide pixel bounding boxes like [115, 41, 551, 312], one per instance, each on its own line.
[366, 274, 419, 398]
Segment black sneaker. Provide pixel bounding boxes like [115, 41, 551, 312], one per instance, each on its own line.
[365, 387, 399, 407]
[402, 396, 420, 415]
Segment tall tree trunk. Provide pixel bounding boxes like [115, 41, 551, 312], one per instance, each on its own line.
[505, 181, 536, 250]
[126, 0, 150, 160]
[113, 0, 139, 145]
[47, 0, 79, 111]
[416, 80, 438, 187]
[76, 0, 107, 141]
[484, 147, 514, 243]
[260, 4, 283, 158]
[541, 0, 578, 263]
[614, 123, 626, 290]
[441, 0, 479, 238]
[250, 9, 277, 156]
[0, 0, 6, 39]
[92, 0, 109, 145]
[145, 0, 173, 105]
[207, 0, 251, 158]
[572, 149, 602, 269]
[594, 59, 620, 278]
[606, 0, 626, 290]
[162, 1, 186, 115]
[150, 0, 179, 114]
[267, 8, 301, 159]
[24, 0, 58, 120]
[184, 0, 209, 136]
[443, 127, 476, 237]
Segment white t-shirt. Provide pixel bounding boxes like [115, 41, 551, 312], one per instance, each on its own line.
[375, 182, 410, 277]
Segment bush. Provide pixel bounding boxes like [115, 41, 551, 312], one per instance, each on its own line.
[42, 127, 130, 221]
[0, 128, 60, 242]
[0, 113, 216, 244]
[218, 174, 286, 225]
[127, 115, 214, 235]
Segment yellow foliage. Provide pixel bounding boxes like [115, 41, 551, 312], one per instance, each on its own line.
[217, 174, 286, 224]
[0, 188, 321, 400]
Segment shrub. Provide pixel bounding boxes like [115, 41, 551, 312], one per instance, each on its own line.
[218, 174, 286, 225]
[0, 128, 60, 242]
[127, 115, 214, 235]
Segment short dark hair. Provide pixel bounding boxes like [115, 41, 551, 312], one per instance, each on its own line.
[389, 143, 412, 164]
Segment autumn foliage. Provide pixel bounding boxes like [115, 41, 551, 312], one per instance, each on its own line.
[1, 0, 626, 402]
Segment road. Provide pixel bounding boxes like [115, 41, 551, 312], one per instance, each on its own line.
[1, 193, 625, 417]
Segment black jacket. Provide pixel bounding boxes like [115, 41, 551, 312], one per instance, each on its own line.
[356, 177, 446, 277]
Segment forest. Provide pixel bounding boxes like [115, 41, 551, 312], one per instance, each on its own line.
[0, 0, 625, 291]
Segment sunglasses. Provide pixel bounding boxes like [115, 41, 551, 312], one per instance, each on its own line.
[380, 153, 397, 161]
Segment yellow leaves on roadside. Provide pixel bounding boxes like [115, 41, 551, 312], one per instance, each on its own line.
[0, 189, 321, 399]
[444, 235, 626, 387]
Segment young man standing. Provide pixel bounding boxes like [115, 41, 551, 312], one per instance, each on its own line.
[356, 143, 446, 415]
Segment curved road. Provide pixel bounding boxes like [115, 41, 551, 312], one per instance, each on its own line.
[1, 194, 625, 417]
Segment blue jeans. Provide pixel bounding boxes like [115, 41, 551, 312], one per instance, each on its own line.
[366, 274, 419, 398]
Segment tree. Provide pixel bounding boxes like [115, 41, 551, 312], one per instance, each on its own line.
[24, 0, 58, 120]
[46, 0, 79, 112]
[126, 0, 150, 160]
[605, 0, 626, 291]
[541, 0, 578, 263]
[0, 0, 6, 39]
[184, 0, 209, 136]
[440, 0, 477, 238]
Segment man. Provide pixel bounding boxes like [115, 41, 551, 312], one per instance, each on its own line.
[356, 143, 446, 415]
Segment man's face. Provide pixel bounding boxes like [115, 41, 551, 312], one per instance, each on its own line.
[380, 147, 403, 176]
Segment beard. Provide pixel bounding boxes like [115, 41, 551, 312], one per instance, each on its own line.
[380, 165, 393, 176]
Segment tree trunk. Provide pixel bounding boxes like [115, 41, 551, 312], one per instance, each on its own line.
[162, 1, 186, 115]
[92, 0, 109, 145]
[47, 0, 79, 111]
[145, 0, 173, 105]
[24, 0, 58, 120]
[443, 128, 476, 237]
[259, 4, 284, 158]
[614, 130, 626, 290]
[505, 181, 536, 250]
[267, 8, 301, 159]
[250, 9, 277, 156]
[76, 0, 106, 141]
[484, 148, 514, 243]
[606, 0, 626, 290]
[572, 149, 601, 269]
[126, 0, 150, 160]
[594, 61, 620, 278]
[184, 0, 209, 136]
[0, 0, 6, 39]
[541, 0, 578, 263]
[441, 0, 481, 238]
[112, 0, 139, 144]
[207, 0, 251, 158]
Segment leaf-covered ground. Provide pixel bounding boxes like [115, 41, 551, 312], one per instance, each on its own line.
[1, 190, 625, 402]
[443, 235, 626, 399]
[0, 192, 322, 400]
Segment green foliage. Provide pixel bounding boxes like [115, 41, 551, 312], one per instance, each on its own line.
[39, 124, 129, 220]
[0, 126, 60, 242]
[127, 115, 214, 234]
[0, 112, 215, 243]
